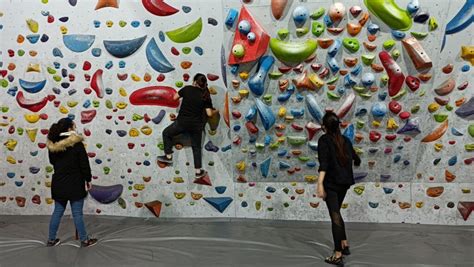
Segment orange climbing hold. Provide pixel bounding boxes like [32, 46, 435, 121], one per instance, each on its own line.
[445, 169, 456, 182]
[180, 61, 192, 69]
[145, 200, 162, 217]
[95, 0, 119, 10]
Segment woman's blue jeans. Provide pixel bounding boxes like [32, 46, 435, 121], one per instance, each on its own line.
[48, 198, 88, 242]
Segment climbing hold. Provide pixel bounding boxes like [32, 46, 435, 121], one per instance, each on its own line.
[204, 197, 233, 213]
[421, 120, 448, 142]
[364, 0, 412, 30]
[328, 2, 345, 23]
[146, 38, 175, 73]
[401, 37, 432, 71]
[248, 56, 274, 96]
[379, 51, 405, 97]
[19, 79, 47, 93]
[166, 17, 202, 43]
[142, 0, 179, 16]
[455, 97, 474, 119]
[461, 46, 474, 65]
[293, 6, 309, 26]
[343, 38, 360, 53]
[269, 38, 317, 65]
[103, 35, 147, 58]
[63, 34, 95, 52]
[89, 184, 123, 204]
[26, 19, 39, 33]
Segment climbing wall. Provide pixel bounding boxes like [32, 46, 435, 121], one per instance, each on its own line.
[0, 0, 236, 217]
[0, 0, 473, 224]
[224, 0, 473, 224]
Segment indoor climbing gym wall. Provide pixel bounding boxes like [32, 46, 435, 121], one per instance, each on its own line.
[1, 0, 473, 225]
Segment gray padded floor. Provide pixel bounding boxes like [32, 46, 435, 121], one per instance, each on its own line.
[0, 215, 472, 267]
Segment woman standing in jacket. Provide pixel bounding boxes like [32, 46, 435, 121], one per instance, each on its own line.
[46, 118, 97, 247]
[317, 111, 361, 265]
[157, 73, 218, 179]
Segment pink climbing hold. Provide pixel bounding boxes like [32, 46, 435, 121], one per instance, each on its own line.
[90, 69, 104, 98]
[81, 110, 97, 124]
[207, 73, 219, 81]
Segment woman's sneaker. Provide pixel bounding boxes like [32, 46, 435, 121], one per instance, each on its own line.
[46, 239, 61, 247]
[81, 238, 98, 248]
[195, 169, 208, 179]
[157, 155, 172, 164]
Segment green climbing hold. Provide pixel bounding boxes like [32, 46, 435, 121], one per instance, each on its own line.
[92, 100, 100, 108]
[411, 32, 428, 39]
[310, 7, 325, 20]
[434, 113, 448, 122]
[429, 17, 438, 31]
[359, 92, 372, 99]
[157, 143, 164, 150]
[182, 47, 191, 54]
[118, 197, 126, 209]
[468, 124, 474, 137]
[53, 75, 61, 82]
[364, 0, 412, 31]
[18, 49, 25, 56]
[104, 167, 110, 174]
[269, 38, 317, 65]
[356, 120, 365, 129]
[296, 27, 309, 37]
[1, 106, 9, 112]
[0, 79, 8, 88]
[283, 202, 290, 207]
[96, 143, 102, 149]
[208, 161, 214, 166]
[46, 166, 53, 173]
[298, 156, 310, 162]
[445, 104, 453, 111]
[269, 72, 283, 79]
[128, 186, 132, 190]
[465, 144, 474, 152]
[411, 104, 420, 113]
[132, 113, 143, 121]
[267, 207, 274, 211]
[106, 100, 113, 109]
[343, 38, 360, 53]
[361, 54, 376, 65]
[47, 67, 56, 74]
[278, 28, 289, 40]
[327, 91, 341, 100]
[255, 201, 262, 211]
[175, 81, 184, 87]
[283, 188, 289, 194]
[391, 49, 401, 60]
[166, 17, 203, 43]
[145, 152, 150, 156]
[255, 143, 265, 149]
[270, 142, 280, 149]
[383, 39, 396, 50]
[353, 86, 366, 93]
[263, 94, 272, 104]
[380, 74, 389, 85]
[354, 186, 365, 195]
[311, 21, 325, 37]
[326, 76, 339, 84]
[287, 136, 307, 146]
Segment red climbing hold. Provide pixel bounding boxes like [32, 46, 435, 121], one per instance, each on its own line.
[129, 86, 180, 108]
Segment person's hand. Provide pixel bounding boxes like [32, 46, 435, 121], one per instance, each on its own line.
[86, 182, 92, 191]
[317, 184, 326, 199]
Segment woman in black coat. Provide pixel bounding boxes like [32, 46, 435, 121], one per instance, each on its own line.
[46, 118, 97, 247]
[317, 111, 361, 265]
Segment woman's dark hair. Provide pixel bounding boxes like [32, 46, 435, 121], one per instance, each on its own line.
[193, 73, 211, 102]
[322, 111, 348, 166]
[48, 118, 74, 143]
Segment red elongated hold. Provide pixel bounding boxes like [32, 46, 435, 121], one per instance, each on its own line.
[39, 113, 48, 120]
[449, 140, 456, 145]
[38, 143, 47, 149]
[171, 47, 179, 55]
[81, 110, 97, 124]
[379, 51, 405, 97]
[232, 110, 242, 119]
[304, 54, 316, 63]
[319, 67, 329, 78]
[83, 61, 91, 71]
[90, 69, 104, 98]
[142, 0, 179, 16]
[278, 66, 292, 73]
[399, 111, 410, 120]
[305, 122, 321, 140]
[16, 91, 48, 112]
[118, 115, 125, 120]
[245, 121, 259, 134]
[106, 115, 112, 120]
[207, 73, 219, 81]
[434, 97, 449, 106]
[369, 130, 382, 142]
[291, 123, 303, 131]
[336, 92, 355, 119]
[157, 74, 165, 82]
[457, 81, 468, 90]
[401, 37, 432, 71]
[385, 134, 397, 141]
[8, 49, 14, 57]
[405, 75, 420, 91]
[129, 86, 180, 108]
[389, 100, 402, 114]
[144, 113, 151, 122]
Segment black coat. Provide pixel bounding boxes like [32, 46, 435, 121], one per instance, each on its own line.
[47, 134, 92, 201]
[317, 134, 361, 190]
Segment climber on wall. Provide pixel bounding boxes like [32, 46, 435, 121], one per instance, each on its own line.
[316, 111, 361, 266]
[46, 117, 97, 248]
[157, 73, 219, 179]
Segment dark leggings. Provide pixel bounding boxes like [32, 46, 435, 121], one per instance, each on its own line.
[163, 121, 203, 169]
[324, 186, 348, 252]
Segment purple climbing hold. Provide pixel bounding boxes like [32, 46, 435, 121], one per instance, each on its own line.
[204, 141, 219, 152]
[455, 97, 474, 120]
[59, 17, 69, 22]
[354, 172, 368, 181]
[414, 12, 430, 23]
[397, 118, 421, 135]
[89, 184, 123, 204]
[69, 0, 77, 6]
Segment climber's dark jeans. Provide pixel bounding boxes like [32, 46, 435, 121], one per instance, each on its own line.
[324, 186, 348, 252]
[163, 121, 203, 169]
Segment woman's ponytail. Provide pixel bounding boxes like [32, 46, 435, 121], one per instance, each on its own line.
[193, 73, 211, 102]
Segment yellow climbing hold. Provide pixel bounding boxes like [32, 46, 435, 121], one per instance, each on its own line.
[26, 19, 39, 33]
[27, 64, 41, 72]
[7, 156, 17, 164]
[428, 102, 440, 113]
[208, 86, 218, 95]
[434, 143, 443, 151]
[462, 188, 471, 194]
[59, 106, 69, 114]
[191, 192, 203, 200]
[236, 161, 246, 171]
[46, 198, 54, 204]
[129, 128, 140, 137]
[24, 113, 40, 123]
[140, 125, 152, 135]
[116, 102, 128, 109]
[415, 201, 424, 208]
[304, 175, 318, 183]
[106, 20, 113, 27]
[131, 74, 141, 82]
[67, 101, 78, 108]
[60, 26, 68, 34]
[45, 181, 52, 187]
[119, 87, 127, 97]
[4, 139, 18, 151]
[371, 120, 381, 127]
[239, 72, 249, 80]
[341, 203, 349, 209]
[174, 192, 186, 199]
[353, 186, 365, 195]
[173, 177, 184, 183]
[26, 128, 38, 142]
[386, 118, 399, 130]
[278, 107, 286, 117]
[134, 184, 145, 191]
[238, 89, 249, 98]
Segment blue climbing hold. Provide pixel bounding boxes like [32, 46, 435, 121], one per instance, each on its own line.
[204, 197, 233, 213]
[260, 157, 272, 178]
[92, 48, 101, 57]
[448, 155, 457, 166]
[215, 186, 227, 194]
